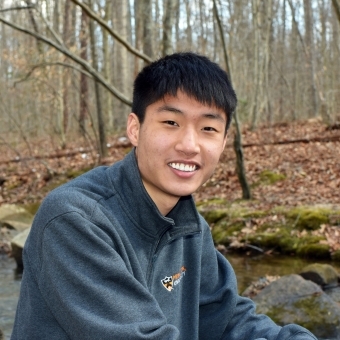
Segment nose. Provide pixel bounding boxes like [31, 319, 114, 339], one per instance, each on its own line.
[175, 127, 200, 155]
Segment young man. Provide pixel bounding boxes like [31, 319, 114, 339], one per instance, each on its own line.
[11, 53, 316, 339]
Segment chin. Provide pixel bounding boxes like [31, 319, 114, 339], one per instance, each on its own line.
[170, 187, 199, 198]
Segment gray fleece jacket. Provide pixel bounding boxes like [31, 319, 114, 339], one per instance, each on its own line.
[11, 150, 317, 340]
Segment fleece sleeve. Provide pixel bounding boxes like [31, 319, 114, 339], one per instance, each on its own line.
[37, 211, 179, 340]
[198, 225, 317, 340]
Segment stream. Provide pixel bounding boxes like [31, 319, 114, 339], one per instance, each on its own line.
[1, 253, 340, 339]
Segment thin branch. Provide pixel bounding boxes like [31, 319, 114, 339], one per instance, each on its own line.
[287, 0, 308, 58]
[0, 16, 132, 106]
[69, 0, 152, 64]
[0, 5, 35, 13]
[13, 62, 93, 87]
[35, 7, 65, 46]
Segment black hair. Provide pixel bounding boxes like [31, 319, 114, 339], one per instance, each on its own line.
[132, 52, 237, 131]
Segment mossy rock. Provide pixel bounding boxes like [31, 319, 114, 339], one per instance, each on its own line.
[22, 202, 40, 215]
[300, 263, 339, 287]
[211, 226, 231, 245]
[211, 222, 244, 245]
[242, 210, 267, 219]
[196, 198, 229, 208]
[254, 274, 340, 338]
[246, 231, 300, 254]
[286, 207, 331, 230]
[296, 244, 331, 259]
[200, 209, 228, 224]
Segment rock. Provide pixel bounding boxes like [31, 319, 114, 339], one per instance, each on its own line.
[324, 286, 340, 303]
[0, 204, 34, 232]
[299, 263, 339, 288]
[242, 275, 281, 299]
[253, 274, 340, 339]
[10, 227, 31, 270]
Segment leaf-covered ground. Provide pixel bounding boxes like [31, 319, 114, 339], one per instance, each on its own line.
[1, 119, 340, 257]
[0, 119, 339, 210]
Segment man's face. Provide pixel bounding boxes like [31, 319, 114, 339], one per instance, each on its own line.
[127, 91, 227, 215]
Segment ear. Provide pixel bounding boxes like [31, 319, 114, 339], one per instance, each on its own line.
[126, 113, 140, 147]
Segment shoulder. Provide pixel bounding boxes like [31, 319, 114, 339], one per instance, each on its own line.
[38, 166, 115, 224]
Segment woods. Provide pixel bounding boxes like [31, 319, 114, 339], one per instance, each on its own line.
[0, 0, 339, 163]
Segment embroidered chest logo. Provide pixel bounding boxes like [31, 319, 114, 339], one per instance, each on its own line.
[161, 266, 186, 292]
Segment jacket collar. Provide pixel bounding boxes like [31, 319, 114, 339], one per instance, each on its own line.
[107, 149, 201, 237]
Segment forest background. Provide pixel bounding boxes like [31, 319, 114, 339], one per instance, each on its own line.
[0, 0, 339, 211]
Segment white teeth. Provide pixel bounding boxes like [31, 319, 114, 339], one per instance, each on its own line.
[169, 163, 197, 172]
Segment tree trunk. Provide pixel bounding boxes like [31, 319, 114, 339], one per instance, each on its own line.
[88, 0, 107, 158]
[102, 0, 113, 130]
[250, 0, 260, 129]
[79, 8, 89, 136]
[213, 0, 251, 200]
[332, 0, 340, 24]
[113, 0, 130, 130]
[62, 0, 71, 139]
[142, 0, 153, 59]
[263, 0, 273, 124]
[303, 0, 319, 117]
[163, 0, 176, 56]
[185, 0, 193, 47]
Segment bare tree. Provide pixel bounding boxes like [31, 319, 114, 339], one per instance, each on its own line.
[163, 0, 177, 56]
[79, 7, 89, 135]
[213, 0, 251, 199]
[142, 0, 154, 59]
[303, 0, 319, 117]
[88, 0, 107, 157]
[332, 0, 340, 24]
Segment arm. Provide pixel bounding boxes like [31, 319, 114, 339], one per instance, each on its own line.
[38, 211, 179, 340]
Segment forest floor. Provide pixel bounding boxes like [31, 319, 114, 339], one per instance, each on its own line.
[1, 118, 339, 210]
[1, 118, 340, 257]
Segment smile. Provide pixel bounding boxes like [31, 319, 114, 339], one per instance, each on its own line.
[169, 163, 197, 172]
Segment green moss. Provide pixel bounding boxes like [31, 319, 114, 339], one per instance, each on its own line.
[246, 231, 300, 254]
[242, 210, 267, 219]
[259, 170, 286, 184]
[211, 226, 231, 245]
[211, 221, 244, 244]
[22, 202, 40, 215]
[292, 297, 340, 334]
[200, 209, 228, 224]
[197, 202, 340, 260]
[300, 263, 339, 286]
[296, 244, 331, 259]
[196, 198, 229, 207]
[261, 305, 293, 325]
[260, 297, 339, 336]
[66, 167, 91, 179]
[43, 178, 69, 193]
[286, 207, 331, 230]
[252, 170, 286, 188]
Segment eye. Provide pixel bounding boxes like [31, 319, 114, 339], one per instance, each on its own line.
[164, 120, 178, 126]
[202, 127, 218, 132]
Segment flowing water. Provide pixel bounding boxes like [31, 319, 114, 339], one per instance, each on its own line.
[1, 253, 340, 339]
[226, 253, 340, 294]
[0, 255, 21, 340]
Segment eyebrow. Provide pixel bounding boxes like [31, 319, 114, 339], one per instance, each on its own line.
[157, 104, 226, 123]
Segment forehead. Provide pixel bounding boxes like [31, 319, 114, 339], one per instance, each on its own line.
[148, 91, 227, 121]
